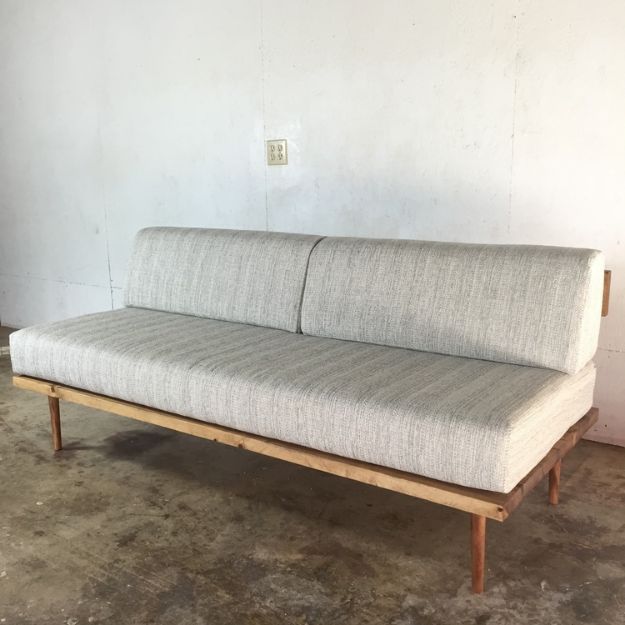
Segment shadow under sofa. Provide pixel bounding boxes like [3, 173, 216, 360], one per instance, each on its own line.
[10, 227, 610, 593]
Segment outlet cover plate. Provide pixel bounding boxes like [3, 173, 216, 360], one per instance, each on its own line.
[266, 139, 288, 165]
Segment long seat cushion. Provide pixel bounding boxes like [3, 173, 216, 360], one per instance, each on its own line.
[10, 308, 595, 493]
[125, 227, 322, 332]
[301, 237, 605, 374]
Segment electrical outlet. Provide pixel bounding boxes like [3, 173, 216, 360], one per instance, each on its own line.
[266, 139, 288, 166]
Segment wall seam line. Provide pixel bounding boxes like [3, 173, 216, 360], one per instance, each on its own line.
[103, 203, 114, 309]
[507, 9, 521, 236]
[0, 272, 113, 290]
[260, 0, 269, 231]
[96, 100, 115, 309]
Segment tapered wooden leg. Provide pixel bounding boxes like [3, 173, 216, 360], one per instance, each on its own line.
[549, 459, 561, 505]
[48, 396, 62, 451]
[471, 514, 486, 593]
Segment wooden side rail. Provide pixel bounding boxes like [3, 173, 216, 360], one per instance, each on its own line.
[603, 269, 611, 316]
[13, 374, 598, 593]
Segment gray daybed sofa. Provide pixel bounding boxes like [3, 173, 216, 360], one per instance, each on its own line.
[10, 227, 609, 592]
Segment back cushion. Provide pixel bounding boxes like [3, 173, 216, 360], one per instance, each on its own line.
[301, 237, 605, 373]
[125, 227, 321, 332]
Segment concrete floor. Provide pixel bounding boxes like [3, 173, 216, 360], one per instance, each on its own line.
[1, 355, 625, 625]
[0, 327, 14, 355]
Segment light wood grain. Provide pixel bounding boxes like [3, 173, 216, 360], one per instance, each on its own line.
[603, 270, 611, 317]
[15, 376, 56, 395]
[12, 375, 597, 522]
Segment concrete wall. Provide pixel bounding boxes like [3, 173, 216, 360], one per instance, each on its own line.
[1, 0, 624, 444]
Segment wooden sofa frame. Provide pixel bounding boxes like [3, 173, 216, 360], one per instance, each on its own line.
[12, 270, 611, 593]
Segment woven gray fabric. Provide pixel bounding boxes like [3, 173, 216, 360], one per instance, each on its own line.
[301, 237, 604, 374]
[124, 227, 322, 332]
[10, 308, 595, 493]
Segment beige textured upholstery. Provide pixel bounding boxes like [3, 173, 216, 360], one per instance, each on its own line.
[125, 227, 322, 332]
[301, 237, 604, 373]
